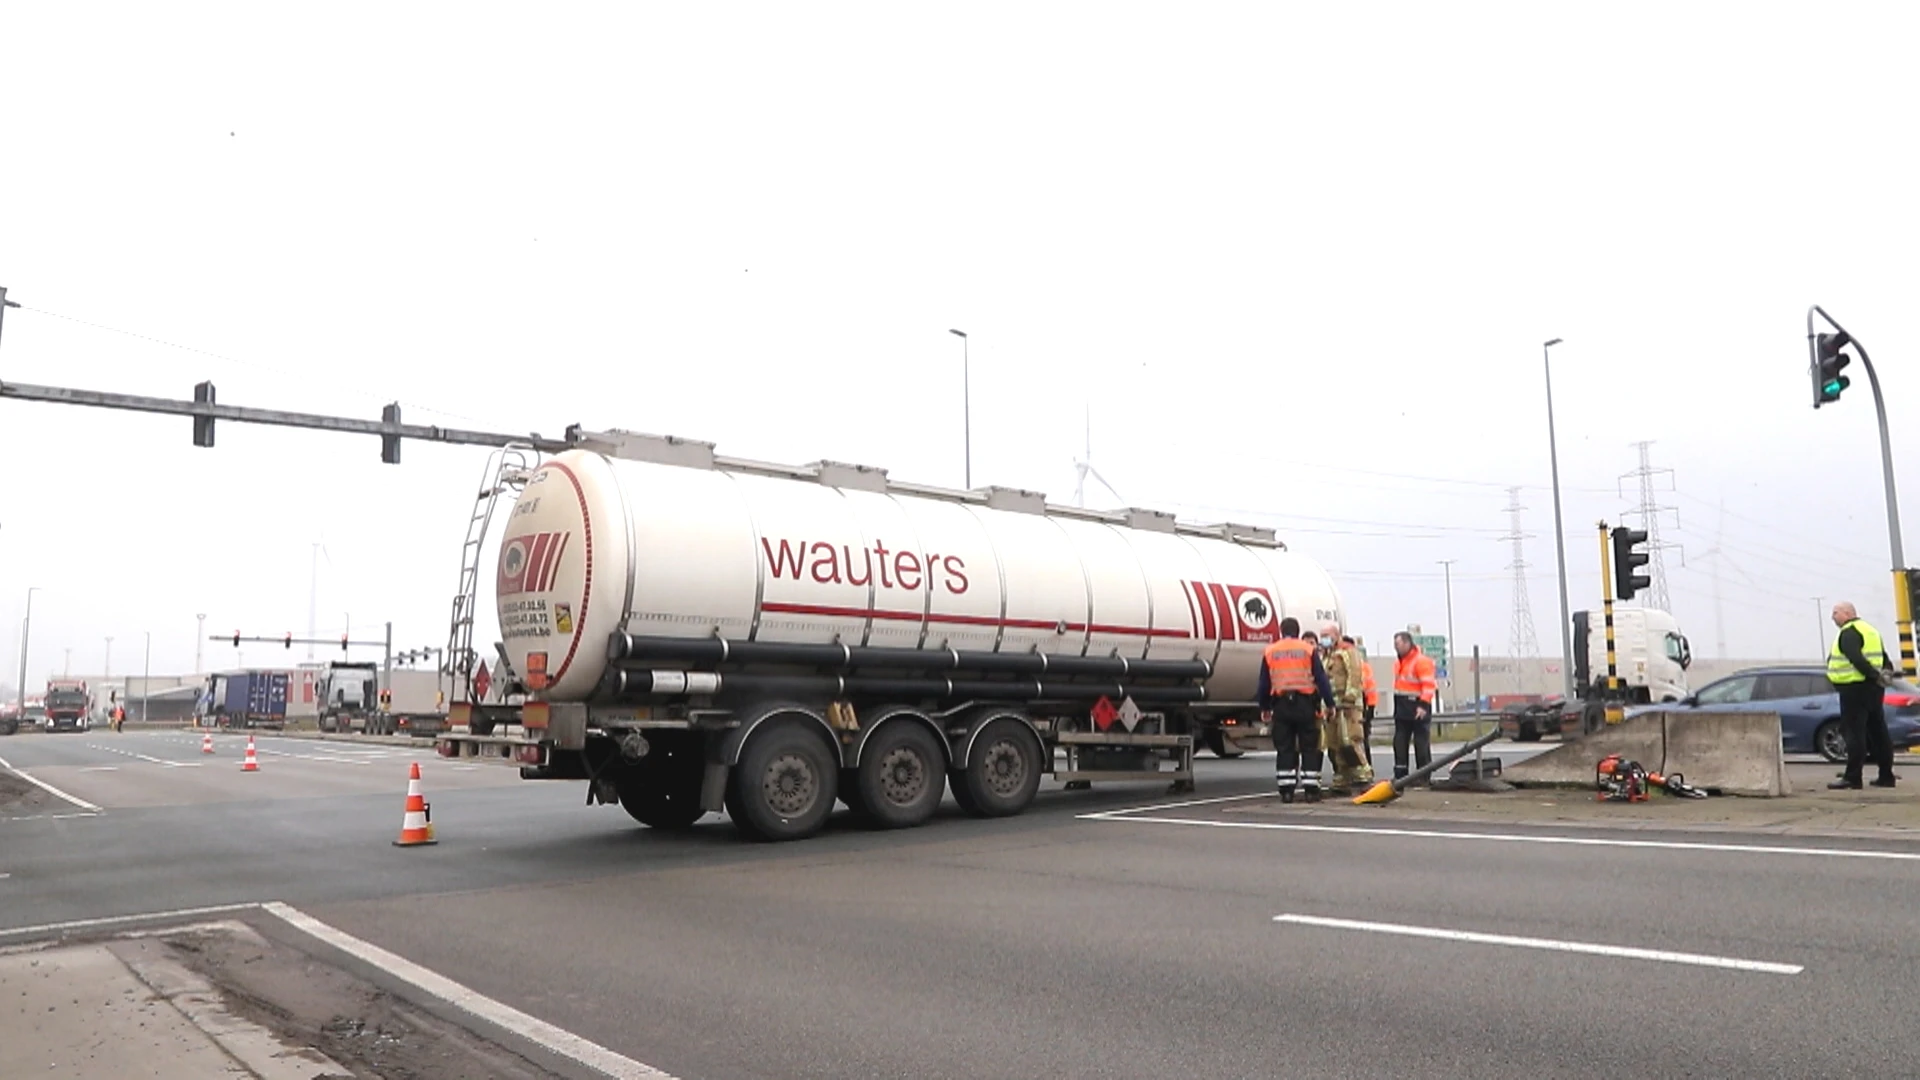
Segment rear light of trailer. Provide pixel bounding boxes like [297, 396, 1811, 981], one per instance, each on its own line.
[436, 740, 457, 758]
[515, 743, 545, 766]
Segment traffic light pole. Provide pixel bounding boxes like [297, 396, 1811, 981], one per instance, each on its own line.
[1598, 522, 1619, 693]
[1807, 306, 1914, 675]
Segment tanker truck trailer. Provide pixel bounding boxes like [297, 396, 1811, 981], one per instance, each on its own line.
[436, 430, 1344, 841]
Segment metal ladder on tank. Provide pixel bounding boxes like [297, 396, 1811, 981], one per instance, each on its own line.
[444, 444, 537, 714]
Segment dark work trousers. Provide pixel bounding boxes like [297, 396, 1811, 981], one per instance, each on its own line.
[1361, 704, 1376, 766]
[1272, 694, 1324, 790]
[1392, 694, 1433, 780]
[1839, 681, 1895, 784]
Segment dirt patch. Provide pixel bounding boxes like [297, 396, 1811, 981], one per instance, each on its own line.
[158, 925, 571, 1080]
[0, 769, 51, 813]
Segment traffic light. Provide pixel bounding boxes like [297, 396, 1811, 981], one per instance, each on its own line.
[1611, 526, 1651, 601]
[380, 402, 402, 465]
[193, 381, 216, 447]
[283, 632, 293, 650]
[1813, 332, 1853, 407]
[232, 631, 241, 648]
[341, 634, 349, 653]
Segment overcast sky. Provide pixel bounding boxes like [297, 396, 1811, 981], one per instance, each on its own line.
[2, 1, 1916, 693]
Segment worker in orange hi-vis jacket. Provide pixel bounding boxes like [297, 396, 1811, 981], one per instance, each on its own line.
[1391, 630, 1439, 782]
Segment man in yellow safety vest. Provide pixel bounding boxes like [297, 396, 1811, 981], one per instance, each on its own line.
[1827, 601, 1896, 790]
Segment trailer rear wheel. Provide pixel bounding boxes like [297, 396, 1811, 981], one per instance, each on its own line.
[951, 718, 1043, 818]
[730, 721, 838, 841]
[616, 736, 708, 831]
[853, 721, 946, 829]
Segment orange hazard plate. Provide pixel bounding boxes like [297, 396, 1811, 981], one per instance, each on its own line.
[522, 702, 549, 730]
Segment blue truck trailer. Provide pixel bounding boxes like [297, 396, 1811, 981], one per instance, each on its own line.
[202, 670, 291, 729]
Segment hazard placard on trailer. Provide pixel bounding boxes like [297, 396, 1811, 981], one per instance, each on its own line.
[1091, 696, 1118, 732]
[1116, 696, 1144, 732]
[472, 660, 492, 702]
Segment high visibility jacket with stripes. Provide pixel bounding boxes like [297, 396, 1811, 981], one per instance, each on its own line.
[1263, 637, 1320, 695]
[1829, 618, 1887, 685]
[1395, 648, 1437, 702]
[1361, 660, 1378, 707]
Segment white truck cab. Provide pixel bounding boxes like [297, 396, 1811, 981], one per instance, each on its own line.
[1574, 607, 1692, 703]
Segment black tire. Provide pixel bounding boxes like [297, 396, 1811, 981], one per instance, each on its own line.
[729, 721, 839, 841]
[1203, 729, 1245, 759]
[1513, 721, 1542, 743]
[0, 720, 14, 737]
[1815, 720, 1848, 764]
[615, 750, 708, 831]
[853, 721, 946, 829]
[951, 718, 1043, 818]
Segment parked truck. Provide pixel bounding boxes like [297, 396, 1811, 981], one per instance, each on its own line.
[436, 431, 1345, 842]
[1501, 606, 1693, 741]
[201, 670, 291, 729]
[320, 663, 447, 736]
[316, 662, 378, 733]
[42, 679, 91, 733]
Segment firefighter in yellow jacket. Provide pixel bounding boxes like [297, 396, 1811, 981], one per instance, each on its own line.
[1321, 626, 1374, 791]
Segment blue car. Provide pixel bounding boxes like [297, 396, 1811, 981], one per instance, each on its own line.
[1655, 665, 1920, 762]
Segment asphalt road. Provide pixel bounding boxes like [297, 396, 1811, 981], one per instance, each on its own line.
[2, 730, 1916, 1079]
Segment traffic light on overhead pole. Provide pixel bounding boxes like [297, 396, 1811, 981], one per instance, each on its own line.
[192, 381, 216, 447]
[232, 631, 240, 648]
[341, 634, 349, 653]
[284, 632, 292, 650]
[1611, 526, 1652, 601]
[1813, 332, 1853, 407]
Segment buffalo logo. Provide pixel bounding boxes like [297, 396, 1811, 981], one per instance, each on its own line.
[498, 532, 570, 597]
[1238, 592, 1273, 630]
[553, 602, 574, 635]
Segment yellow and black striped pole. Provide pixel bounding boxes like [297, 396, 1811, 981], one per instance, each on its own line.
[1896, 569, 1918, 677]
[1598, 521, 1619, 693]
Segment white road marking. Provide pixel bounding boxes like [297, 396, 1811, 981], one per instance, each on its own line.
[0, 754, 103, 812]
[85, 744, 201, 768]
[1275, 913, 1804, 975]
[252, 747, 374, 765]
[78, 766, 119, 772]
[0, 811, 101, 823]
[0, 902, 266, 939]
[264, 902, 679, 1079]
[1080, 805, 1920, 863]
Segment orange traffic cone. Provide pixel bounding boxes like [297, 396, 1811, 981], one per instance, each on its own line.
[201, 732, 215, 755]
[393, 762, 436, 846]
[240, 735, 259, 772]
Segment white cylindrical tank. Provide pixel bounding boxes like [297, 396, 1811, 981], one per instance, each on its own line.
[494, 449, 1345, 703]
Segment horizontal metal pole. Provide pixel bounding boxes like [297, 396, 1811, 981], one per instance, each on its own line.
[0, 380, 571, 453]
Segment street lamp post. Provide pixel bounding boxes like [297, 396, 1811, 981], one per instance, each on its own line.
[195, 614, 206, 674]
[948, 329, 971, 489]
[17, 587, 37, 711]
[1543, 337, 1576, 702]
[1813, 596, 1827, 658]
[104, 636, 113, 680]
[142, 631, 151, 724]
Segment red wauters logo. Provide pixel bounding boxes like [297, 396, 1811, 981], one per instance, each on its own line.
[499, 532, 570, 596]
[1184, 581, 1279, 643]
